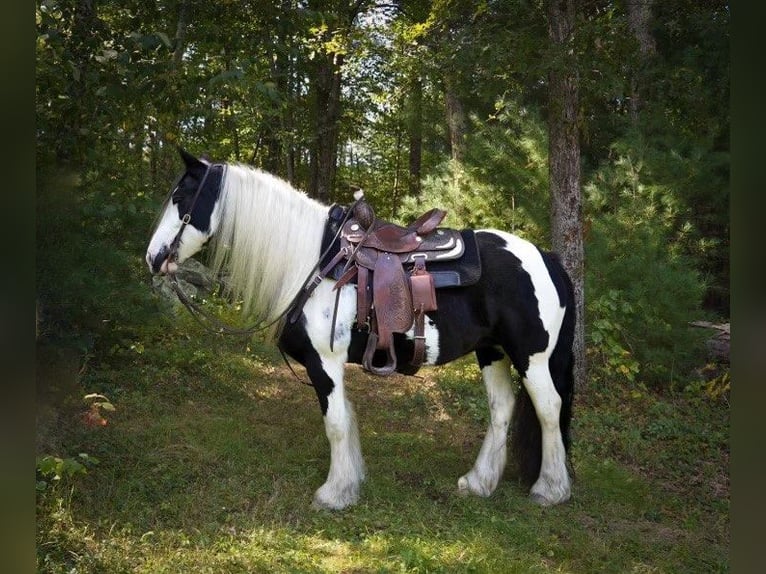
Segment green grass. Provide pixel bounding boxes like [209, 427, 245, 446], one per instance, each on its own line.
[36, 316, 729, 573]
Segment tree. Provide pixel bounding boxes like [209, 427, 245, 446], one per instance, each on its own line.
[546, 0, 586, 388]
[305, 0, 374, 202]
[626, 0, 656, 121]
[35, 0, 728, 392]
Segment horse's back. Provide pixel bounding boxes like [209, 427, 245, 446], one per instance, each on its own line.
[472, 229, 571, 316]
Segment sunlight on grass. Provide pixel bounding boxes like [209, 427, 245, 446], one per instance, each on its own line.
[37, 329, 728, 573]
[42, 519, 570, 573]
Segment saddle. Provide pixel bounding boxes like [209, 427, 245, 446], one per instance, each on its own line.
[288, 193, 474, 376]
[333, 195, 466, 376]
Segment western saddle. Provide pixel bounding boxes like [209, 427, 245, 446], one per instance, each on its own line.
[292, 192, 466, 376]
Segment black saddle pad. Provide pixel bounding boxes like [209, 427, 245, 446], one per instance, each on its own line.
[426, 229, 481, 288]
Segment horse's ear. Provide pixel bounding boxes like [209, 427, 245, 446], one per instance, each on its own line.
[178, 147, 205, 169]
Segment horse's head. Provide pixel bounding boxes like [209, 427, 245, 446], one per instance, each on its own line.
[146, 149, 223, 275]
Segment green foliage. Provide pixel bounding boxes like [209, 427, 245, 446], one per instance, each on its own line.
[585, 148, 708, 388]
[37, 454, 99, 491]
[397, 96, 550, 241]
[399, 159, 537, 234]
[36, 165, 162, 351]
[587, 289, 640, 383]
[685, 368, 731, 406]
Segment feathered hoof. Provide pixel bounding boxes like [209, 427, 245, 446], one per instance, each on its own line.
[529, 476, 571, 506]
[311, 482, 360, 511]
[457, 471, 495, 498]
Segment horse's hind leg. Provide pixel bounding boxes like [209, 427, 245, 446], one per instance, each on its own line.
[458, 347, 515, 497]
[523, 353, 571, 505]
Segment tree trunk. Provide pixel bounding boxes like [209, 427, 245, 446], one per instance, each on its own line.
[546, 0, 586, 389]
[392, 127, 403, 218]
[309, 52, 343, 203]
[626, 0, 656, 121]
[444, 76, 467, 163]
[172, 1, 189, 69]
[407, 76, 423, 197]
[306, 1, 371, 201]
[65, 0, 102, 164]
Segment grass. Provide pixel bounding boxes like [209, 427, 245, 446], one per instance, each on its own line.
[36, 310, 729, 573]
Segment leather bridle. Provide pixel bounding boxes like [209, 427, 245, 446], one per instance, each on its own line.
[162, 163, 357, 339]
[166, 162, 217, 266]
[162, 162, 271, 336]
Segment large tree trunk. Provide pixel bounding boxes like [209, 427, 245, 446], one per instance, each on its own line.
[547, 0, 586, 389]
[309, 51, 343, 203]
[306, 1, 372, 201]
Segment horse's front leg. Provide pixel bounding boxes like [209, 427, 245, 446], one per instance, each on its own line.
[308, 354, 366, 510]
[302, 281, 364, 510]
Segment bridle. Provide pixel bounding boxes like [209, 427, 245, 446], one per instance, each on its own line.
[158, 163, 365, 384]
[166, 162, 217, 267]
[163, 162, 273, 336]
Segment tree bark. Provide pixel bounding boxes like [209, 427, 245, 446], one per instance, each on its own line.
[65, 0, 102, 164]
[306, 0, 371, 202]
[172, 0, 189, 69]
[309, 51, 343, 203]
[444, 75, 467, 163]
[407, 76, 423, 197]
[546, 0, 586, 389]
[626, 0, 656, 121]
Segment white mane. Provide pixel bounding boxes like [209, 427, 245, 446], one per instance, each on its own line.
[207, 164, 328, 332]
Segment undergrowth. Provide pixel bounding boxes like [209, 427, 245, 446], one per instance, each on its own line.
[36, 313, 730, 573]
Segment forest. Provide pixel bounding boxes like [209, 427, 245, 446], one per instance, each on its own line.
[36, 1, 729, 572]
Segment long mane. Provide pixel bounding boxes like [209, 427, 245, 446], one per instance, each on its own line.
[207, 164, 328, 331]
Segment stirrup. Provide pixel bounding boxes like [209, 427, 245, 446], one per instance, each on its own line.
[362, 332, 398, 376]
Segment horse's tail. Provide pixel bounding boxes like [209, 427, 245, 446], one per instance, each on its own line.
[512, 263, 576, 486]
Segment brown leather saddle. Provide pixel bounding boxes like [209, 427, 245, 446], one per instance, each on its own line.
[334, 197, 466, 376]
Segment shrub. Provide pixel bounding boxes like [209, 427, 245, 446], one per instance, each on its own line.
[585, 152, 707, 388]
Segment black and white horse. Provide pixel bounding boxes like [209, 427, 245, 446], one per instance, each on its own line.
[146, 149, 576, 510]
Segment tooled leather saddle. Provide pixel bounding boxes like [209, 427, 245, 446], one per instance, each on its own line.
[290, 193, 477, 376]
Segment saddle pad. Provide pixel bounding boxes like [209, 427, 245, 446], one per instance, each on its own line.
[426, 229, 482, 288]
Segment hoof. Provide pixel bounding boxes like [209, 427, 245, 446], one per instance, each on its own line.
[529, 477, 571, 506]
[457, 471, 495, 498]
[311, 482, 359, 511]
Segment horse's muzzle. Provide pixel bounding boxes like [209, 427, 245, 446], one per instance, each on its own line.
[147, 245, 170, 275]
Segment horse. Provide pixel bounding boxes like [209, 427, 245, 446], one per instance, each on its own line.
[146, 148, 576, 510]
